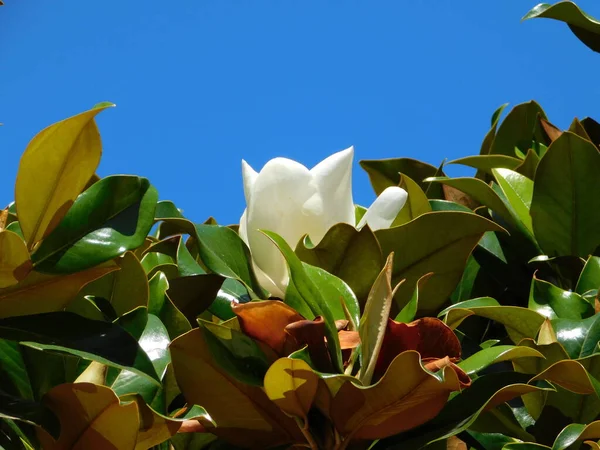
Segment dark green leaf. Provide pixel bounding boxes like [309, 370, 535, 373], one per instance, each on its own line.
[0, 312, 160, 384]
[31, 176, 158, 273]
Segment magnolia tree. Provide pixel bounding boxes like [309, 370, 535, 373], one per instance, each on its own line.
[2, 2, 600, 450]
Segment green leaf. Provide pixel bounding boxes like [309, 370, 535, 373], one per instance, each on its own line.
[478, 103, 509, 160]
[166, 274, 224, 324]
[395, 273, 432, 323]
[392, 173, 432, 226]
[515, 148, 541, 180]
[31, 175, 158, 273]
[0, 339, 33, 400]
[360, 158, 445, 198]
[0, 390, 59, 439]
[523, 2, 600, 53]
[0, 312, 160, 384]
[111, 313, 171, 406]
[263, 230, 343, 373]
[194, 224, 266, 298]
[375, 211, 505, 313]
[302, 263, 360, 329]
[576, 256, 600, 295]
[295, 222, 383, 305]
[529, 275, 593, 320]
[552, 421, 600, 450]
[440, 301, 546, 344]
[358, 253, 396, 385]
[531, 132, 600, 257]
[457, 345, 544, 376]
[148, 272, 192, 340]
[492, 168, 534, 234]
[14, 104, 114, 248]
[551, 314, 600, 359]
[489, 101, 547, 157]
[448, 155, 522, 174]
[425, 177, 515, 226]
[74, 251, 148, 318]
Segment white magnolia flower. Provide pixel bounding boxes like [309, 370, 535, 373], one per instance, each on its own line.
[239, 146, 407, 297]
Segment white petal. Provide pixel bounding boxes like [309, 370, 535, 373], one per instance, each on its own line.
[357, 186, 408, 231]
[245, 157, 326, 294]
[310, 146, 355, 237]
[241, 160, 258, 206]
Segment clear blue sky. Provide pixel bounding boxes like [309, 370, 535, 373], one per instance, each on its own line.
[2, 1, 600, 225]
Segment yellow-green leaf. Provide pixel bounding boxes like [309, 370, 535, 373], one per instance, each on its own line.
[0, 264, 117, 318]
[264, 358, 319, 420]
[0, 230, 31, 288]
[36, 382, 139, 450]
[15, 104, 114, 248]
[358, 253, 396, 385]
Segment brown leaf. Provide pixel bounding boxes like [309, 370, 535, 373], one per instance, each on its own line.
[0, 209, 7, 231]
[442, 184, 479, 210]
[232, 300, 304, 355]
[374, 317, 462, 382]
[540, 117, 563, 143]
[285, 317, 334, 373]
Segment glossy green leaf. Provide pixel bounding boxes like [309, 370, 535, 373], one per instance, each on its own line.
[112, 314, 171, 406]
[0, 312, 160, 384]
[492, 168, 534, 234]
[302, 263, 360, 329]
[148, 272, 192, 340]
[553, 421, 600, 450]
[375, 211, 505, 313]
[531, 132, 600, 257]
[551, 314, 600, 359]
[295, 222, 383, 304]
[360, 158, 445, 198]
[15, 104, 113, 248]
[395, 273, 432, 323]
[529, 275, 593, 320]
[457, 345, 544, 376]
[194, 224, 265, 298]
[576, 256, 600, 295]
[263, 230, 343, 373]
[31, 175, 158, 273]
[523, 2, 600, 53]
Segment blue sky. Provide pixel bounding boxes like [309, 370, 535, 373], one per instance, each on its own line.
[2, 1, 600, 225]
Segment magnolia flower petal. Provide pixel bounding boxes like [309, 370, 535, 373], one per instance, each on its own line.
[245, 157, 325, 293]
[357, 186, 408, 231]
[241, 160, 259, 206]
[240, 208, 286, 298]
[310, 146, 355, 237]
